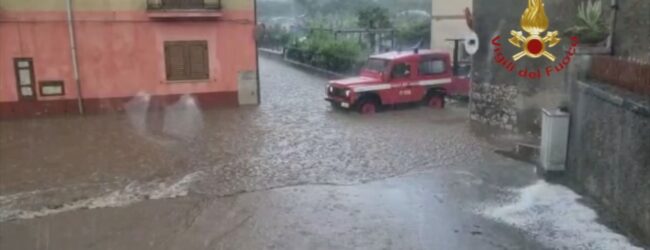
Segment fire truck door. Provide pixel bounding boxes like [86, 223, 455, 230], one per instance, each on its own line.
[389, 62, 415, 104]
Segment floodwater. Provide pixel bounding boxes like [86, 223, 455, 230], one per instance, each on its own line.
[0, 56, 644, 249]
[0, 56, 485, 219]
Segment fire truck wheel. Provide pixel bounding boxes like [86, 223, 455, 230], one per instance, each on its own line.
[357, 98, 378, 115]
[425, 93, 446, 109]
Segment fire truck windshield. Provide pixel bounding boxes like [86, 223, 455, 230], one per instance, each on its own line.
[364, 58, 389, 73]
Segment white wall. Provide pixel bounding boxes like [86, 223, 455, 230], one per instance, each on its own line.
[430, 0, 472, 51]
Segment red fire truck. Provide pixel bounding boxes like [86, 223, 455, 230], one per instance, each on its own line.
[326, 47, 470, 114]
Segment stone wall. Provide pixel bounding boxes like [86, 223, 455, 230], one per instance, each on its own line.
[469, 84, 518, 130]
[568, 79, 650, 241]
[612, 0, 650, 61]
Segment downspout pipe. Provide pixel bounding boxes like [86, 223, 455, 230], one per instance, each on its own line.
[254, 0, 261, 105]
[66, 0, 84, 114]
[607, 0, 618, 55]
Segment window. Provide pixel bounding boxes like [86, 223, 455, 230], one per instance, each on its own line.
[14, 58, 36, 100]
[39, 81, 65, 97]
[419, 59, 446, 76]
[391, 63, 411, 79]
[164, 41, 209, 81]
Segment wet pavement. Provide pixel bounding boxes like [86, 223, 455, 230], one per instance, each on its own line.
[0, 56, 645, 249]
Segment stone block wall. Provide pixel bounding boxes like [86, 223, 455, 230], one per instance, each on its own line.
[613, 0, 650, 61]
[568, 79, 650, 242]
[470, 84, 518, 131]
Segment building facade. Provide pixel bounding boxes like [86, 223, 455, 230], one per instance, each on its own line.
[430, 0, 472, 51]
[0, 0, 258, 119]
[471, 0, 650, 242]
[469, 0, 579, 133]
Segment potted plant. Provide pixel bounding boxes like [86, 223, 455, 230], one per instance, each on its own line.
[564, 0, 609, 45]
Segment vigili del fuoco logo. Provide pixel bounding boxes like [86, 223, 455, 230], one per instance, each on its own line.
[492, 0, 579, 79]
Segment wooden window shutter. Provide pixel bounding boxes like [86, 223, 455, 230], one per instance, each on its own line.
[188, 42, 209, 79]
[165, 42, 189, 80]
[164, 41, 209, 81]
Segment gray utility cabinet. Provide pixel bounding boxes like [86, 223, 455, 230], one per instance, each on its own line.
[541, 109, 570, 172]
[238, 70, 259, 105]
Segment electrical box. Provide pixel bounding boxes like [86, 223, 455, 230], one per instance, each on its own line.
[541, 109, 570, 172]
[238, 70, 259, 105]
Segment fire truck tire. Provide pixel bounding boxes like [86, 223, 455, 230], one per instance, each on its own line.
[356, 98, 378, 115]
[424, 92, 446, 109]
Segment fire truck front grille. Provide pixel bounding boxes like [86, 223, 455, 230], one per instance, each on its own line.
[331, 87, 347, 98]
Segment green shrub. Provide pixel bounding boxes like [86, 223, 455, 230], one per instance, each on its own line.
[258, 25, 292, 49]
[564, 0, 609, 44]
[287, 32, 363, 73]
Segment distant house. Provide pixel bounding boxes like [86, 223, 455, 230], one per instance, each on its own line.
[430, 0, 472, 52]
[0, 0, 258, 119]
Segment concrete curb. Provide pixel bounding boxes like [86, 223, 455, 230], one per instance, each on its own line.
[283, 58, 346, 79]
[257, 48, 284, 61]
[577, 80, 650, 117]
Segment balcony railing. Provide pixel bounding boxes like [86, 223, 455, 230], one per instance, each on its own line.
[146, 0, 221, 11]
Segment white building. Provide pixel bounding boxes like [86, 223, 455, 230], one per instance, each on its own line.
[431, 0, 473, 52]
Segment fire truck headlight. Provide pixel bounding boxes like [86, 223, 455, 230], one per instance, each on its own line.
[345, 90, 351, 97]
[328, 86, 334, 93]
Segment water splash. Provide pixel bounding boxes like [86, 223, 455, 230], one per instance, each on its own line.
[125, 91, 152, 134]
[0, 172, 203, 222]
[162, 94, 205, 140]
[477, 181, 642, 250]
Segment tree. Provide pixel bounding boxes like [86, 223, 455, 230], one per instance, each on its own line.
[257, 0, 294, 18]
[294, 0, 323, 16]
[396, 20, 431, 48]
[357, 6, 392, 52]
[357, 6, 392, 30]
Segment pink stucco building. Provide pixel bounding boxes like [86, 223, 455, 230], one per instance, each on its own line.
[0, 0, 258, 119]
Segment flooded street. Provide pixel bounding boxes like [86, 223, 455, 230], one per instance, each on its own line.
[0, 56, 643, 249]
[0, 56, 486, 217]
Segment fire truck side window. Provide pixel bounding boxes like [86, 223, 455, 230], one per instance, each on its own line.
[419, 59, 446, 76]
[391, 63, 411, 79]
